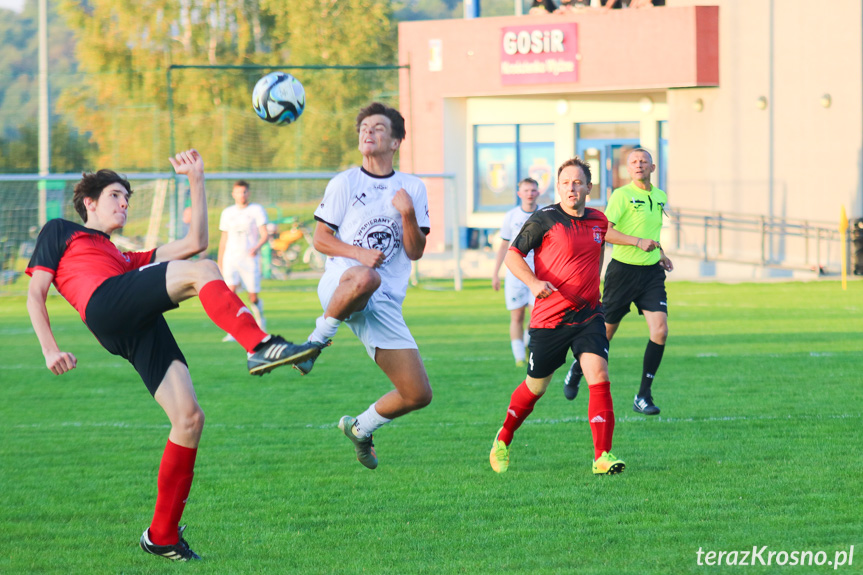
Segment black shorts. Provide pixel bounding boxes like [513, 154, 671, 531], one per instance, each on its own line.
[85, 262, 186, 396]
[526, 314, 609, 379]
[602, 260, 668, 325]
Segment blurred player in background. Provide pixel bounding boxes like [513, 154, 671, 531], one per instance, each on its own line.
[489, 157, 625, 476]
[299, 102, 432, 470]
[25, 150, 317, 562]
[218, 180, 269, 341]
[562, 148, 671, 415]
[492, 177, 541, 366]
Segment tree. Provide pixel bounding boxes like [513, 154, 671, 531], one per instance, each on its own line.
[0, 0, 88, 172]
[54, 0, 398, 173]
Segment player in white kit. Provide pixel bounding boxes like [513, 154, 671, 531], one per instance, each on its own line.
[217, 181, 269, 341]
[492, 178, 540, 366]
[298, 102, 432, 470]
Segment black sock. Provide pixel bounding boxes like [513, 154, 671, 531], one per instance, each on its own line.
[639, 340, 665, 398]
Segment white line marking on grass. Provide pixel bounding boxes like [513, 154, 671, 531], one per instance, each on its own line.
[529, 413, 863, 425]
[0, 328, 36, 335]
[9, 413, 861, 432]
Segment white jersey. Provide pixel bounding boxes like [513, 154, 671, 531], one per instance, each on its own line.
[314, 167, 430, 303]
[219, 203, 268, 261]
[500, 205, 538, 270]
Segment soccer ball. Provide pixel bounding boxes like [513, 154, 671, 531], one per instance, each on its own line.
[252, 72, 306, 125]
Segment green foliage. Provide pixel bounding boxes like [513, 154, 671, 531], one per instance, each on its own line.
[0, 119, 93, 173]
[0, 0, 92, 172]
[52, 0, 399, 173]
[1, 280, 862, 573]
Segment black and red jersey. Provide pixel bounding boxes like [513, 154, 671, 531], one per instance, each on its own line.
[509, 205, 608, 329]
[26, 219, 155, 321]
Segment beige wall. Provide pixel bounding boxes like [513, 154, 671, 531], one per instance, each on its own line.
[668, 0, 863, 223]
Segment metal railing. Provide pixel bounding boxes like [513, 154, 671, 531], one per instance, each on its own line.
[665, 207, 848, 274]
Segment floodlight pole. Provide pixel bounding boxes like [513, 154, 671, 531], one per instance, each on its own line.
[465, 0, 480, 18]
[37, 0, 50, 225]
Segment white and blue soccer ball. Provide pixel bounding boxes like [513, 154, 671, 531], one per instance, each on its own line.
[252, 72, 306, 126]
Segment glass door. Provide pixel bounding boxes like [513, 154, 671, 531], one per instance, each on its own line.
[576, 123, 640, 205]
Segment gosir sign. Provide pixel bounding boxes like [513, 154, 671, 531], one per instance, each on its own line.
[500, 23, 578, 85]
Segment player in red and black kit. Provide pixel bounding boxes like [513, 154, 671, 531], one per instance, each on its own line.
[488, 157, 626, 476]
[25, 149, 320, 562]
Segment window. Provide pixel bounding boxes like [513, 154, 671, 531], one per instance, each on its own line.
[474, 124, 555, 212]
[575, 122, 640, 205]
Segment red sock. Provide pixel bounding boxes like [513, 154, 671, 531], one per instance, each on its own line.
[498, 381, 542, 445]
[149, 440, 197, 546]
[588, 381, 615, 460]
[199, 280, 267, 352]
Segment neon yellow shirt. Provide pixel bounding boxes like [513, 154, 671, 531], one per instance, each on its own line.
[604, 181, 667, 266]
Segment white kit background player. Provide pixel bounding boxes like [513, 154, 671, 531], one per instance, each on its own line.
[298, 102, 433, 470]
[217, 180, 269, 341]
[492, 177, 541, 366]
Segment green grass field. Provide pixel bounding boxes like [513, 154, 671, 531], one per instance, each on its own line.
[1, 279, 861, 574]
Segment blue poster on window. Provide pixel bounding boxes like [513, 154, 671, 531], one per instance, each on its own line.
[519, 142, 556, 206]
[476, 144, 517, 211]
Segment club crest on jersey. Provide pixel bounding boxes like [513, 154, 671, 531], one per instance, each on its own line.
[353, 216, 402, 265]
[592, 226, 603, 244]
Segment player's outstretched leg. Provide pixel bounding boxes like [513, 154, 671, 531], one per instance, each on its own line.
[247, 336, 321, 376]
[338, 415, 378, 469]
[192, 276, 318, 375]
[563, 359, 582, 401]
[140, 525, 201, 562]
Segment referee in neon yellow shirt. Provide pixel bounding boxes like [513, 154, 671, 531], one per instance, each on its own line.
[563, 148, 673, 415]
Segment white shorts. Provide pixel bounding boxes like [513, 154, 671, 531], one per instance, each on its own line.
[318, 267, 417, 360]
[222, 256, 261, 294]
[504, 270, 534, 311]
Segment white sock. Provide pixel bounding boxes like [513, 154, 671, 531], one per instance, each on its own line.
[511, 339, 526, 362]
[523, 329, 531, 347]
[353, 403, 391, 438]
[309, 315, 340, 343]
[251, 299, 266, 330]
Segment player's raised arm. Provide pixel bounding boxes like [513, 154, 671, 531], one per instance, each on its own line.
[392, 188, 426, 261]
[26, 269, 77, 375]
[312, 221, 384, 268]
[154, 149, 208, 262]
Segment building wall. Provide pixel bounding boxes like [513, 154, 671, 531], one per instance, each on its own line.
[399, 5, 717, 253]
[398, 1, 861, 276]
[668, 0, 862, 222]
